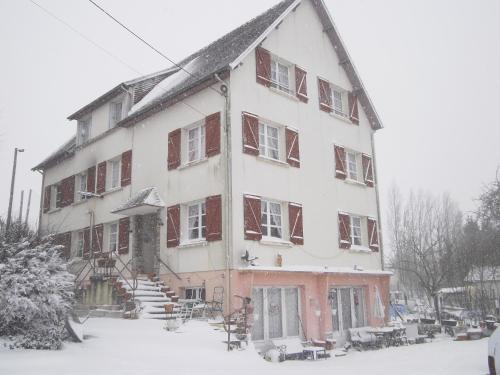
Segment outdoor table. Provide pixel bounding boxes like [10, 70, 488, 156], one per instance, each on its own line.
[366, 327, 395, 347]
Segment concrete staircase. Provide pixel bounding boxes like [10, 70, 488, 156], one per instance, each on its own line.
[115, 276, 182, 320]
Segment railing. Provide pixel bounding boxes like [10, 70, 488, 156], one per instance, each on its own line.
[155, 254, 181, 280]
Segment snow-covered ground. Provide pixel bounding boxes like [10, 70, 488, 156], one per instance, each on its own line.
[0, 318, 489, 375]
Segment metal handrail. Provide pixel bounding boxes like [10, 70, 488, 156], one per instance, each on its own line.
[155, 254, 181, 280]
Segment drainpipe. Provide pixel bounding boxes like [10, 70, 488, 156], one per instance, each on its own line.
[215, 72, 232, 351]
[370, 132, 384, 271]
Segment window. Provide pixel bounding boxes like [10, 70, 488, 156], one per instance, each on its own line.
[187, 201, 206, 241]
[350, 216, 362, 246]
[185, 287, 206, 301]
[107, 159, 121, 190]
[50, 184, 59, 210]
[109, 101, 123, 128]
[251, 287, 300, 341]
[261, 200, 282, 239]
[77, 117, 91, 145]
[329, 287, 366, 333]
[330, 86, 348, 118]
[259, 122, 279, 160]
[270, 58, 291, 93]
[108, 222, 118, 252]
[187, 124, 205, 163]
[346, 151, 359, 181]
[76, 172, 88, 201]
[76, 231, 84, 257]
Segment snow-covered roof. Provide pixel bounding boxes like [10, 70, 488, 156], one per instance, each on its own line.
[238, 265, 392, 276]
[32, 135, 76, 171]
[111, 187, 165, 216]
[466, 266, 500, 282]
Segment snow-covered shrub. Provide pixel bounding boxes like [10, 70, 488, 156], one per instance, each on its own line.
[0, 222, 75, 349]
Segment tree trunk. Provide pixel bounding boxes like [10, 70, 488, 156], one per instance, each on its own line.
[433, 294, 441, 324]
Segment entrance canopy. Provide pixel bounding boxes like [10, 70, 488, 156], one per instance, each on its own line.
[111, 187, 165, 216]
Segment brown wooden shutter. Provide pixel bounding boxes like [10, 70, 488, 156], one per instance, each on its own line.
[288, 203, 304, 245]
[205, 112, 221, 157]
[121, 150, 132, 187]
[166, 205, 180, 248]
[295, 66, 308, 103]
[96, 162, 107, 194]
[318, 78, 332, 112]
[61, 175, 75, 207]
[244, 195, 262, 241]
[334, 145, 347, 179]
[43, 185, 51, 213]
[348, 92, 359, 125]
[338, 212, 351, 249]
[242, 112, 259, 156]
[206, 195, 222, 242]
[168, 128, 181, 170]
[285, 128, 300, 168]
[255, 46, 271, 87]
[87, 166, 96, 194]
[362, 154, 375, 187]
[92, 224, 104, 255]
[367, 218, 379, 252]
[118, 217, 130, 254]
[83, 228, 90, 259]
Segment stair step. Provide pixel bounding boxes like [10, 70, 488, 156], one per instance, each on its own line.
[123, 285, 161, 292]
[130, 291, 165, 297]
[135, 296, 171, 303]
[142, 313, 181, 320]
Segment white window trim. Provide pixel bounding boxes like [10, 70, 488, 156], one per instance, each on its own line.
[182, 121, 206, 166]
[350, 215, 362, 246]
[75, 172, 88, 202]
[329, 286, 367, 334]
[107, 222, 119, 253]
[256, 118, 287, 164]
[182, 200, 207, 244]
[77, 116, 92, 146]
[259, 122, 280, 161]
[75, 230, 85, 258]
[252, 286, 302, 342]
[329, 84, 348, 119]
[260, 198, 286, 241]
[109, 99, 124, 129]
[269, 55, 296, 96]
[107, 158, 121, 191]
[345, 150, 361, 182]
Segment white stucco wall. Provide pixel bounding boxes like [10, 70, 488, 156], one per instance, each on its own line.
[229, 0, 382, 271]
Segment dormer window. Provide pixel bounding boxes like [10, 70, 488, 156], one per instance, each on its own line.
[109, 101, 123, 128]
[77, 117, 91, 145]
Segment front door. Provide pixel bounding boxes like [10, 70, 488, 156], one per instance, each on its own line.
[136, 214, 158, 274]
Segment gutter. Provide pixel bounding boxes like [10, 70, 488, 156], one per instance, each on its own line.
[371, 132, 385, 270]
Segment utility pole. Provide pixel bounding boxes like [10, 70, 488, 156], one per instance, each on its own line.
[25, 189, 32, 226]
[6, 147, 25, 231]
[18, 190, 24, 224]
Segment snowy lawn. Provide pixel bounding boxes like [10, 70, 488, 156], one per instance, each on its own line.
[0, 318, 489, 375]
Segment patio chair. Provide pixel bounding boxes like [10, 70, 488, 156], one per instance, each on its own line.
[348, 327, 377, 350]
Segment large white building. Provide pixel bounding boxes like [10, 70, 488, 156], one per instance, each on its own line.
[34, 0, 390, 343]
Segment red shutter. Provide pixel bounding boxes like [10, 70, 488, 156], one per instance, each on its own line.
[61, 175, 75, 207]
[362, 154, 375, 187]
[87, 166, 96, 194]
[242, 112, 259, 156]
[255, 46, 271, 87]
[295, 66, 308, 103]
[121, 150, 132, 187]
[168, 128, 181, 170]
[367, 218, 379, 252]
[43, 185, 51, 213]
[206, 195, 222, 242]
[205, 112, 221, 157]
[338, 213, 351, 249]
[96, 162, 107, 194]
[244, 195, 262, 241]
[285, 128, 300, 168]
[166, 205, 180, 248]
[334, 145, 347, 179]
[83, 228, 90, 259]
[348, 92, 359, 125]
[118, 217, 130, 254]
[92, 224, 104, 255]
[318, 78, 332, 112]
[288, 203, 304, 245]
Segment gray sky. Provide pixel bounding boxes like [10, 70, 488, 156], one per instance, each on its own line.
[1, 0, 499, 229]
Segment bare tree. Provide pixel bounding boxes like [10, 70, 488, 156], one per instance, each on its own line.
[387, 188, 463, 322]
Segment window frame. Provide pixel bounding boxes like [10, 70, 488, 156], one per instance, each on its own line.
[329, 286, 367, 334]
[182, 120, 206, 165]
[270, 55, 295, 95]
[77, 116, 92, 145]
[109, 100, 123, 129]
[186, 200, 207, 242]
[107, 222, 119, 252]
[75, 230, 85, 257]
[258, 121, 281, 161]
[350, 215, 362, 246]
[345, 150, 360, 181]
[75, 172, 88, 202]
[107, 158, 121, 191]
[261, 199, 284, 240]
[185, 287, 206, 301]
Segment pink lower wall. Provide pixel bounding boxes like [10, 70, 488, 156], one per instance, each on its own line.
[160, 269, 390, 341]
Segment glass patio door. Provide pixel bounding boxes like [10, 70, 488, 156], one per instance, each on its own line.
[329, 287, 366, 335]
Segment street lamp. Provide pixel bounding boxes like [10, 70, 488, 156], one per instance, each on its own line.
[6, 147, 25, 231]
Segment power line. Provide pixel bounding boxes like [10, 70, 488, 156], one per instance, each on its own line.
[28, 0, 207, 117]
[86, 0, 222, 96]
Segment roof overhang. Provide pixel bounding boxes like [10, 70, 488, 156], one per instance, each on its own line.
[68, 84, 128, 121]
[111, 187, 165, 216]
